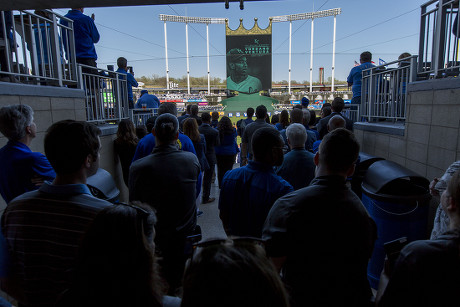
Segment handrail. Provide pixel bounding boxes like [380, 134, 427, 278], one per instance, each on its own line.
[0, 10, 78, 85]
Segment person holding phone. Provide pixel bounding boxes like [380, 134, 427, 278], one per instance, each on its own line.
[378, 169, 460, 307]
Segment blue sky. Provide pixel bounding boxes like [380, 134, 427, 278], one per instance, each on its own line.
[56, 0, 422, 83]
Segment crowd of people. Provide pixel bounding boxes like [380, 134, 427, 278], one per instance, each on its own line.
[0, 52, 458, 307]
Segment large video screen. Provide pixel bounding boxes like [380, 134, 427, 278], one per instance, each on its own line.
[226, 34, 272, 94]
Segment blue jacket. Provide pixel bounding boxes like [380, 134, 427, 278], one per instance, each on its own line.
[116, 68, 138, 102]
[136, 94, 160, 109]
[132, 132, 196, 162]
[215, 129, 238, 156]
[61, 10, 100, 59]
[0, 141, 56, 204]
[219, 161, 293, 237]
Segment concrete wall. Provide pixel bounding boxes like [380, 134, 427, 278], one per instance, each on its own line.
[354, 78, 460, 180]
[0, 82, 127, 212]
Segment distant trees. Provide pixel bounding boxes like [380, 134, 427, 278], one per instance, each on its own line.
[138, 74, 347, 87]
[138, 74, 225, 87]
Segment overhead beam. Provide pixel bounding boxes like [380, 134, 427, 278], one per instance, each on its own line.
[271, 8, 341, 22]
[1, 0, 269, 12]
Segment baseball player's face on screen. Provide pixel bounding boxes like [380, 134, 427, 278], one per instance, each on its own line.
[234, 57, 248, 77]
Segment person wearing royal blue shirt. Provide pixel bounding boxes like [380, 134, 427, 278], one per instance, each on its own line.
[0, 104, 55, 204]
[219, 127, 293, 238]
[132, 130, 196, 162]
[347, 51, 375, 105]
[135, 89, 160, 109]
[116, 57, 138, 109]
[61, 8, 99, 68]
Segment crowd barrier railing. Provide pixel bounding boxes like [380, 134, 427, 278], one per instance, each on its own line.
[78, 64, 129, 123]
[361, 56, 417, 122]
[419, 0, 460, 78]
[0, 10, 78, 86]
[130, 108, 158, 127]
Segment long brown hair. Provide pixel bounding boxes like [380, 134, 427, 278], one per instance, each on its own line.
[183, 118, 200, 143]
[115, 119, 138, 146]
[279, 110, 289, 128]
[218, 116, 234, 141]
[67, 203, 164, 307]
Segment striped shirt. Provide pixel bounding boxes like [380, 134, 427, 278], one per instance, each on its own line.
[1, 182, 112, 307]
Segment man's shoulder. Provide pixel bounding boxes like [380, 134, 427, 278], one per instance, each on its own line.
[138, 133, 155, 146]
[318, 115, 331, 126]
[7, 188, 111, 212]
[199, 125, 218, 135]
[179, 132, 193, 143]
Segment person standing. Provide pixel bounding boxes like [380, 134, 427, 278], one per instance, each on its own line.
[116, 57, 138, 109]
[263, 129, 376, 307]
[199, 113, 219, 204]
[241, 105, 273, 165]
[317, 97, 353, 140]
[347, 51, 375, 105]
[214, 116, 239, 189]
[236, 107, 254, 138]
[276, 123, 315, 190]
[0, 104, 55, 204]
[113, 119, 138, 187]
[219, 128, 293, 238]
[129, 114, 200, 294]
[61, 8, 99, 69]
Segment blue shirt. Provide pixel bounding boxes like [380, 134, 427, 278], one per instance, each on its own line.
[215, 129, 238, 156]
[0, 141, 56, 204]
[136, 94, 160, 109]
[61, 10, 100, 59]
[219, 160, 293, 237]
[347, 62, 375, 98]
[132, 132, 196, 162]
[116, 68, 138, 102]
[312, 140, 321, 154]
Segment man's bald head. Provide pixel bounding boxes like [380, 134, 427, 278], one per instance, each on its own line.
[327, 115, 346, 132]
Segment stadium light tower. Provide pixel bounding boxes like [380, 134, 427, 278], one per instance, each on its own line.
[159, 14, 226, 95]
[271, 8, 341, 93]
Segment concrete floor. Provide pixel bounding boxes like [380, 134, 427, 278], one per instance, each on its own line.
[196, 172, 227, 240]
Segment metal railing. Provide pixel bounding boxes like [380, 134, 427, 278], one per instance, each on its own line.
[361, 55, 418, 122]
[130, 108, 158, 127]
[79, 64, 129, 123]
[419, 0, 460, 78]
[343, 104, 360, 123]
[0, 10, 78, 86]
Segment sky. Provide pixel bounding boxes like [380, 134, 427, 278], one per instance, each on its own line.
[55, 0, 422, 83]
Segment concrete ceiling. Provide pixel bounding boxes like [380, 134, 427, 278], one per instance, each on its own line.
[2, 0, 267, 11]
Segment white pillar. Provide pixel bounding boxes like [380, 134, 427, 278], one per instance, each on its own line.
[288, 21, 292, 94]
[164, 21, 169, 90]
[207, 23, 210, 95]
[186, 22, 191, 95]
[331, 15, 337, 92]
[310, 18, 314, 93]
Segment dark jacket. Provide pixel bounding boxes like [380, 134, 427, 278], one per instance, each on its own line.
[199, 123, 219, 165]
[317, 112, 354, 140]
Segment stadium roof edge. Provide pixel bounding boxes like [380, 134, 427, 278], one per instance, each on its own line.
[1, 0, 271, 11]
